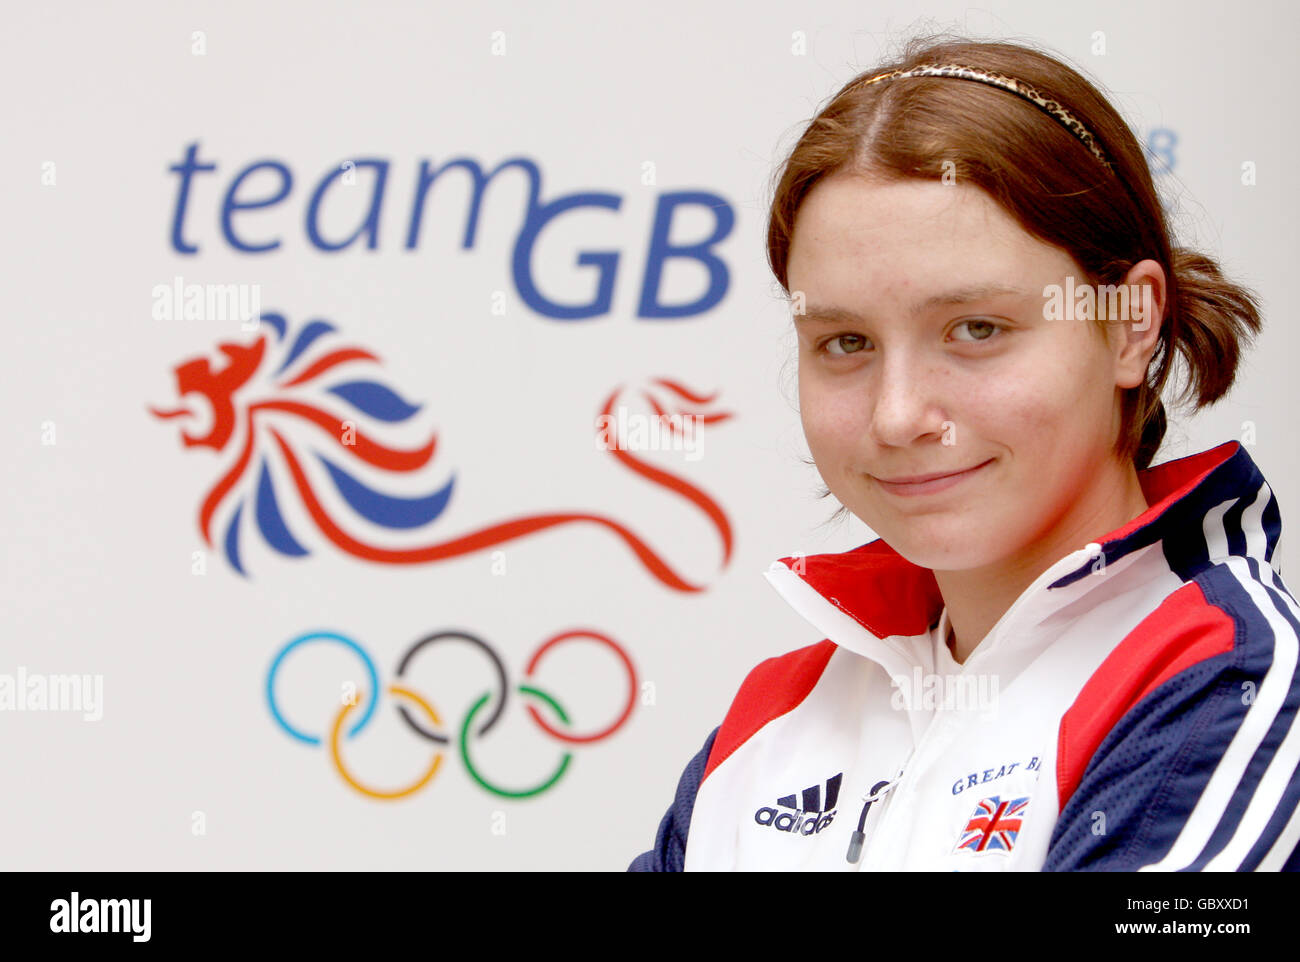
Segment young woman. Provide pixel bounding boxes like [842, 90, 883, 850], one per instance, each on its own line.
[629, 35, 1299, 871]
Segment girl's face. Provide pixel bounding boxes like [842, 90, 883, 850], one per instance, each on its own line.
[787, 172, 1137, 573]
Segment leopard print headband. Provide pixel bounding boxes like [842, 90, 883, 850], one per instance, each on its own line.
[853, 64, 1115, 172]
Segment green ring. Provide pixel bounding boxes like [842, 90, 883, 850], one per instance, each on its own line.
[459, 684, 573, 798]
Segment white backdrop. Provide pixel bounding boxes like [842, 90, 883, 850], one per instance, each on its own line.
[2, 0, 1296, 870]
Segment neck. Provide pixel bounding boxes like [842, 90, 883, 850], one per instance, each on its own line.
[937, 459, 1150, 664]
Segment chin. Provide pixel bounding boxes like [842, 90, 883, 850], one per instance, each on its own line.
[893, 543, 992, 573]
[868, 517, 1004, 573]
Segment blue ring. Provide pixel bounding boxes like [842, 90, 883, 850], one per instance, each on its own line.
[266, 630, 381, 745]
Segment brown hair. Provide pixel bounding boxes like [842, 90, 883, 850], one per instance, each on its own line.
[768, 33, 1262, 522]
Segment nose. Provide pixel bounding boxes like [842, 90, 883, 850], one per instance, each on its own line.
[867, 348, 950, 448]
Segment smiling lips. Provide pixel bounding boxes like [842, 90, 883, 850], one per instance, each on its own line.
[873, 458, 995, 496]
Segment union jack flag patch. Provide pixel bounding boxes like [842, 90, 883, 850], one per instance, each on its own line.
[954, 795, 1030, 855]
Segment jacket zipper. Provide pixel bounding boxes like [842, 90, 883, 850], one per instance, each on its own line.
[852, 765, 910, 870]
[848, 572, 1055, 868]
[845, 762, 907, 864]
[843, 566, 1069, 869]
[854, 707, 964, 870]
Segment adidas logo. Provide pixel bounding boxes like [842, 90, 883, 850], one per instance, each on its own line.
[753, 773, 842, 836]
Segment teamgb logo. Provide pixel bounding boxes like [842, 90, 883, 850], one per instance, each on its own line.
[754, 773, 842, 836]
[149, 313, 735, 590]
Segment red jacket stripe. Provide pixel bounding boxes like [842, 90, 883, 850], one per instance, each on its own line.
[1056, 580, 1237, 809]
[702, 640, 837, 783]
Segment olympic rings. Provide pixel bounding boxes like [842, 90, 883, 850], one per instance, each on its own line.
[264, 627, 637, 801]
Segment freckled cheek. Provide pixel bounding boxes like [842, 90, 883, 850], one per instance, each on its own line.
[967, 364, 1077, 439]
[800, 397, 867, 474]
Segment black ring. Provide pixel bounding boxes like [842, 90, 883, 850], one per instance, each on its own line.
[393, 630, 509, 744]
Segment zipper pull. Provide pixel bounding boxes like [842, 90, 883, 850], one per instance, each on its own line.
[846, 776, 897, 864]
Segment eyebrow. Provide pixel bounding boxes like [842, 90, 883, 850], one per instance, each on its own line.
[793, 283, 1032, 325]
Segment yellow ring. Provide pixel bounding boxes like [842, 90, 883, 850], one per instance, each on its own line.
[329, 684, 444, 800]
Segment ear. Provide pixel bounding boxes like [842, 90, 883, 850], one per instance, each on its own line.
[1112, 259, 1167, 390]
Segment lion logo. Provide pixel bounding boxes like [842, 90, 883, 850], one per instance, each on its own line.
[149, 312, 733, 590]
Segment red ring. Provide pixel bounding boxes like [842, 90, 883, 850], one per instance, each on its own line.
[522, 629, 637, 744]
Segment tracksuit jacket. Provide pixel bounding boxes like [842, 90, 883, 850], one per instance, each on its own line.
[629, 439, 1300, 871]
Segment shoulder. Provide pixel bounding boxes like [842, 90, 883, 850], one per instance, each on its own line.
[1048, 561, 1300, 870]
[702, 638, 838, 782]
[627, 727, 719, 872]
[626, 639, 839, 871]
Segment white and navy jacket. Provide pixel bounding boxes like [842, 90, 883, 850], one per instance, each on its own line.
[629, 440, 1300, 871]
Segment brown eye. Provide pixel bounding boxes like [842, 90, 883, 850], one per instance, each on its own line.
[823, 334, 868, 356]
[951, 319, 1001, 342]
